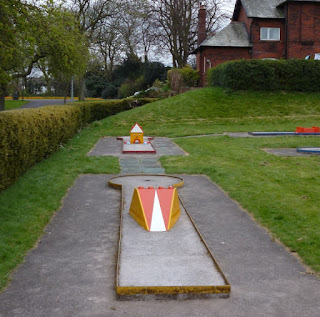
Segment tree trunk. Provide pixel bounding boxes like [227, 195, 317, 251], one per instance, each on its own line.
[22, 76, 27, 100]
[63, 85, 68, 104]
[144, 47, 148, 63]
[0, 93, 5, 111]
[78, 76, 85, 101]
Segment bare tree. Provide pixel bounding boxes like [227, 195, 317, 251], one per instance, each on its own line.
[140, 7, 158, 63]
[95, 21, 124, 81]
[92, 0, 157, 78]
[149, 0, 229, 68]
[117, 0, 151, 59]
[69, 0, 120, 99]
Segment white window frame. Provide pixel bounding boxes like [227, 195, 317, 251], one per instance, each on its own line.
[260, 27, 280, 41]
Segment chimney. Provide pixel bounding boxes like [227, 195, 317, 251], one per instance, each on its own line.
[198, 2, 207, 45]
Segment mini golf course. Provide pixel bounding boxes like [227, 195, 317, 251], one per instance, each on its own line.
[0, 130, 320, 316]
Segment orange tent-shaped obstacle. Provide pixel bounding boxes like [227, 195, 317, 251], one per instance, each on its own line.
[129, 186, 181, 232]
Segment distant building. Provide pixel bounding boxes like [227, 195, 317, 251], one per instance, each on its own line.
[194, 0, 320, 86]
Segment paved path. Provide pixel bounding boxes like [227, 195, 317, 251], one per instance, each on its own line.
[119, 157, 165, 174]
[0, 137, 319, 316]
[0, 174, 319, 316]
[176, 132, 320, 138]
[88, 137, 186, 173]
[19, 99, 72, 109]
[263, 148, 320, 156]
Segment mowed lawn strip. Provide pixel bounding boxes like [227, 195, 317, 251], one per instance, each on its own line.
[161, 136, 320, 273]
[4, 100, 28, 110]
[1, 86, 320, 291]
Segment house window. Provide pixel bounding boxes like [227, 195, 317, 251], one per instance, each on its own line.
[260, 27, 280, 41]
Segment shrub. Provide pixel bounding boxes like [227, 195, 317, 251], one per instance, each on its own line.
[167, 69, 184, 91]
[118, 76, 145, 98]
[101, 84, 118, 99]
[118, 82, 133, 99]
[0, 106, 82, 191]
[179, 65, 200, 87]
[126, 98, 160, 108]
[142, 62, 168, 86]
[168, 66, 199, 91]
[0, 97, 159, 191]
[85, 75, 106, 97]
[209, 59, 320, 92]
[74, 99, 131, 123]
[0, 99, 132, 191]
[152, 79, 165, 89]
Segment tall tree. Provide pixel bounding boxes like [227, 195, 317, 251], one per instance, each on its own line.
[0, 0, 26, 110]
[0, 0, 88, 110]
[149, 0, 228, 68]
[95, 18, 124, 81]
[70, 0, 120, 100]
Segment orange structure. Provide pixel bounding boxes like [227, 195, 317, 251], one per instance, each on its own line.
[130, 123, 144, 144]
[295, 126, 320, 133]
[129, 186, 181, 232]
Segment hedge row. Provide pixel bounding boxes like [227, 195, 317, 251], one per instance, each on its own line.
[208, 59, 320, 91]
[0, 98, 154, 191]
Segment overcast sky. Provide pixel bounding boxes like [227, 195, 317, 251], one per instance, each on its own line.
[222, 0, 236, 13]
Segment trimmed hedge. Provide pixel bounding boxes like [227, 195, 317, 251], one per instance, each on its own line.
[208, 59, 320, 91]
[75, 99, 131, 123]
[0, 98, 156, 191]
[168, 66, 199, 91]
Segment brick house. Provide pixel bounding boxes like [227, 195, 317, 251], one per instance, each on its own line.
[195, 0, 320, 86]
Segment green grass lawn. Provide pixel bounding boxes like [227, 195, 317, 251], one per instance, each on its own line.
[100, 87, 320, 136]
[161, 136, 320, 272]
[4, 100, 28, 110]
[1, 87, 320, 290]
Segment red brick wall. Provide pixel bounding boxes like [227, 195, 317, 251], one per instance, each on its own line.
[250, 19, 286, 59]
[198, 5, 207, 45]
[197, 47, 250, 86]
[196, 1, 320, 87]
[236, 5, 252, 33]
[286, 2, 320, 59]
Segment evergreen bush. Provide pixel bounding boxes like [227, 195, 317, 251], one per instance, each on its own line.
[168, 66, 199, 91]
[101, 84, 118, 99]
[0, 99, 132, 191]
[179, 65, 200, 87]
[209, 59, 320, 91]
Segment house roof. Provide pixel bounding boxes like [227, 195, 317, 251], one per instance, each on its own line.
[233, 0, 284, 19]
[200, 22, 251, 48]
[278, 0, 320, 5]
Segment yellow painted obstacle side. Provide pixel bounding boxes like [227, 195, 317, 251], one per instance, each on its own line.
[129, 186, 181, 232]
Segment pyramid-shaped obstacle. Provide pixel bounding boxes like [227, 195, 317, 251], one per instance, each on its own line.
[129, 186, 181, 231]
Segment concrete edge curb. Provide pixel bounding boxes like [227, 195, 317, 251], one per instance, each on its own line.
[107, 174, 231, 298]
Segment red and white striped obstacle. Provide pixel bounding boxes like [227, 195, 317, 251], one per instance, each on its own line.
[129, 186, 181, 231]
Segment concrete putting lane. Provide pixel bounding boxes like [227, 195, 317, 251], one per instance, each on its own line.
[0, 175, 319, 316]
[88, 136, 186, 174]
[1, 134, 320, 316]
[108, 175, 230, 299]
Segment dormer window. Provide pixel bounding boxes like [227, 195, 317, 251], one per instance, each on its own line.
[260, 27, 280, 41]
